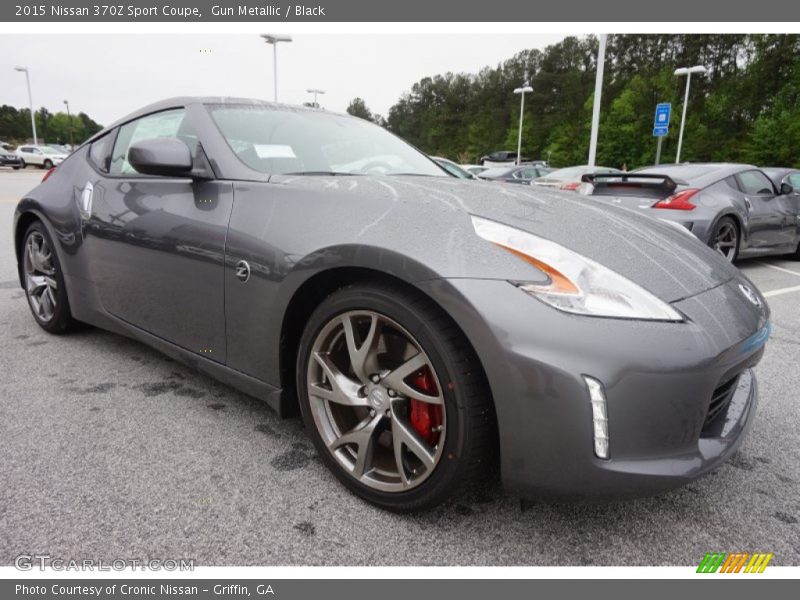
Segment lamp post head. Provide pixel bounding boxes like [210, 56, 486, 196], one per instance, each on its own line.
[14, 66, 28, 73]
[260, 34, 292, 44]
[675, 65, 708, 76]
[514, 86, 534, 94]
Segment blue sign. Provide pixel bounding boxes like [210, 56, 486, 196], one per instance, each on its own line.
[653, 102, 671, 137]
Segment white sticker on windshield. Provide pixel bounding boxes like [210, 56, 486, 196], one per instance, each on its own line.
[254, 144, 296, 159]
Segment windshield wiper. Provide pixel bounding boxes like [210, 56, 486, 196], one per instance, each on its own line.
[283, 171, 361, 176]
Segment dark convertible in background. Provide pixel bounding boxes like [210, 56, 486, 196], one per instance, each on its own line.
[14, 98, 770, 511]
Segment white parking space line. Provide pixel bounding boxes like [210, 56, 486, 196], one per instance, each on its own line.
[764, 284, 800, 298]
[757, 261, 800, 278]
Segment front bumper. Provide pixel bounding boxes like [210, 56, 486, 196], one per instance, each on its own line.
[418, 276, 769, 499]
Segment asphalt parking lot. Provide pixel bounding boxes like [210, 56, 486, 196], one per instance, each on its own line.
[0, 167, 798, 567]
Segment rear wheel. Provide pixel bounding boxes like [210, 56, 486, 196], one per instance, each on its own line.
[296, 282, 495, 512]
[710, 216, 739, 262]
[21, 221, 77, 334]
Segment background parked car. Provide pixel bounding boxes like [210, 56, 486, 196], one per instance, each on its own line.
[461, 164, 488, 176]
[431, 156, 478, 179]
[582, 163, 800, 262]
[479, 150, 531, 167]
[15, 145, 68, 169]
[0, 146, 23, 169]
[533, 165, 621, 190]
[478, 164, 552, 184]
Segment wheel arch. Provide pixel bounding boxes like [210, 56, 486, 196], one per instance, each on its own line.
[277, 266, 495, 427]
[711, 210, 745, 248]
[14, 209, 44, 287]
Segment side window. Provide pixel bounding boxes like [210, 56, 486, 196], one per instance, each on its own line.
[109, 109, 196, 176]
[89, 131, 115, 173]
[724, 175, 741, 191]
[519, 168, 538, 180]
[787, 173, 800, 189]
[737, 170, 775, 195]
[19, 147, 31, 153]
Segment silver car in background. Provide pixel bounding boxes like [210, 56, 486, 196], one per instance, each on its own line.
[584, 163, 800, 262]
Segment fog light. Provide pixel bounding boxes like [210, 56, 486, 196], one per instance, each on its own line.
[583, 376, 609, 459]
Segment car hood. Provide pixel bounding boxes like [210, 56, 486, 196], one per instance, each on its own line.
[270, 175, 738, 303]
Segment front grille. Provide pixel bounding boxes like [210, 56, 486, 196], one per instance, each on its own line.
[701, 375, 740, 434]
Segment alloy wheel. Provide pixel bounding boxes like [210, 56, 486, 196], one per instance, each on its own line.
[306, 310, 446, 493]
[713, 221, 738, 261]
[23, 231, 59, 322]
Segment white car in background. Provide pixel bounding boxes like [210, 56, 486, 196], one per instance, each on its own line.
[461, 164, 488, 176]
[15, 145, 69, 169]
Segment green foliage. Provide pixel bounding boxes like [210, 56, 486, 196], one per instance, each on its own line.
[0, 104, 102, 146]
[385, 34, 800, 168]
[346, 97, 374, 121]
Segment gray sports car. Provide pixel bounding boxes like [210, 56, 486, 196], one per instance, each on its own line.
[583, 163, 800, 262]
[14, 98, 770, 511]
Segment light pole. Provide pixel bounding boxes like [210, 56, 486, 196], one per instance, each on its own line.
[513, 75, 533, 166]
[63, 100, 74, 148]
[587, 33, 607, 167]
[306, 88, 325, 108]
[14, 66, 38, 145]
[260, 34, 292, 102]
[674, 65, 707, 164]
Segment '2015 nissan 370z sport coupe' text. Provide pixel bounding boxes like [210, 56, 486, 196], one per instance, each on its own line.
[13, 98, 771, 511]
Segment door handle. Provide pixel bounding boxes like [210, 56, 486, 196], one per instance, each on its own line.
[78, 182, 94, 219]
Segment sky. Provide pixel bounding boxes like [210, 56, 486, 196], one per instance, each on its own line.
[0, 33, 565, 126]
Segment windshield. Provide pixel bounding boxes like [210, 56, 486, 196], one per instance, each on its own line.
[207, 105, 446, 177]
[434, 158, 471, 179]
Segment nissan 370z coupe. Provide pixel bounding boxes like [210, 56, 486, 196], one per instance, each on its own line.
[14, 98, 771, 511]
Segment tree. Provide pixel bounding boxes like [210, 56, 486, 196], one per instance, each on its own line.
[347, 97, 374, 121]
[383, 34, 800, 168]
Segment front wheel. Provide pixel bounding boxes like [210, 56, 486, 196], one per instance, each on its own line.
[710, 216, 739, 262]
[296, 282, 496, 512]
[42, 159, 53, 170]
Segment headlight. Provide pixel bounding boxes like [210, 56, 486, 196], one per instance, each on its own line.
[471, 215, 683, 321]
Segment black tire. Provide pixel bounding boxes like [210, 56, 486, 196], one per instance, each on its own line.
[709, 216, 739, 262]
[296, 281, 496, 512]
[789, 241, 800, 261]
[21, 221, 78, 334]
[19, 159, 26, 169]
[12, 165, 21, 170]
[42, 159, 53, 170]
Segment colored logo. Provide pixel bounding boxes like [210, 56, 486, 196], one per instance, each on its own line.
[697, 552, 773, 573]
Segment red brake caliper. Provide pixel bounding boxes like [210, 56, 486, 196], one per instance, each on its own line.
[409, 366, 443, 445]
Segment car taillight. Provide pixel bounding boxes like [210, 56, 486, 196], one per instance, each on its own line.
[42, 167, 56, 182]
[559, 182, 581, 191]
[653, 188, 699, 210]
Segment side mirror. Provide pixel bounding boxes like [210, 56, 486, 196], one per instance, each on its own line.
[780, 182, 794, 196]
[128, 137, 193, 177]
